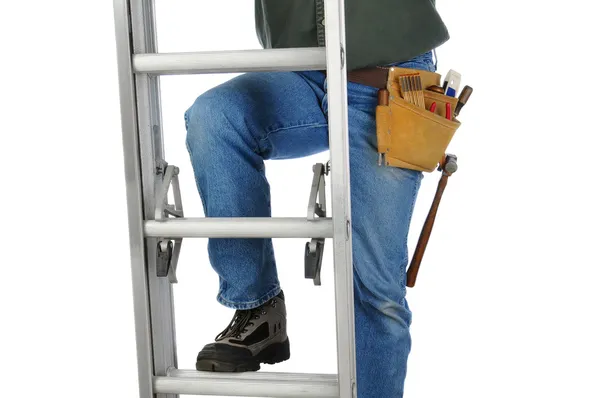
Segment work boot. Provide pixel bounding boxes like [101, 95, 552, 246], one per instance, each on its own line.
[196, 291, 290, 372]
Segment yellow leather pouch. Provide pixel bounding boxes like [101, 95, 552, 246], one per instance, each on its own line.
[376, 67, 461, 172]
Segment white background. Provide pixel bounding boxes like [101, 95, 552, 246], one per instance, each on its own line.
[1, 1, 599, 397]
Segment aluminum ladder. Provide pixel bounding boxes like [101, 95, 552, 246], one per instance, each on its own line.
[113, 0, 356, 396]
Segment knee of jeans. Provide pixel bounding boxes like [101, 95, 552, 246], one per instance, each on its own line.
[185, 95, 209, 156]
[354, 268, 412, 330]
[184, 88, 244, 156]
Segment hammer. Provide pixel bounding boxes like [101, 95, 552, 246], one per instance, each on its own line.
[406, 154, 457, 287]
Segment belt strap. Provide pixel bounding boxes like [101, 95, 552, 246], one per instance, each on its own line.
[406, 155, 458, 287]
[347, 67, 390, 89]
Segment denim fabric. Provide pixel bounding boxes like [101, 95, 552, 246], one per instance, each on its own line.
[185, 51, 435, 397]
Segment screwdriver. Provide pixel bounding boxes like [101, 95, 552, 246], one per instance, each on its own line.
[454, 85, 473, 117]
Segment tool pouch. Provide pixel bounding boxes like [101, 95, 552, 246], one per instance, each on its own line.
[376, 67, 461, 172]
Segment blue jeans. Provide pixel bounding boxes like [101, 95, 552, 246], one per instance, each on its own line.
[185, 51, 436, 397]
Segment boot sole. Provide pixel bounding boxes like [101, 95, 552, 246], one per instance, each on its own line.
[196, 338, 290, 372]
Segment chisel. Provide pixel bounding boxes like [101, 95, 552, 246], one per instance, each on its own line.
[454, 85, 473, 117]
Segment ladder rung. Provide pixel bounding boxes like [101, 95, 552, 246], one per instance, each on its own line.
[133, 48, 326, 75]
[154, 370, 339, 397]
[144, 217, 333, 238]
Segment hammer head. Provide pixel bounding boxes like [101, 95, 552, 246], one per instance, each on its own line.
[439, 154, 458, 174]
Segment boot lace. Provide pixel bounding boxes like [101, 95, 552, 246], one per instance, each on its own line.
[215, 299, 277, 341]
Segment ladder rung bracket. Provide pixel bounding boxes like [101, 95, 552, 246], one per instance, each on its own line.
[144, 217, 333, 238]
[154, 370, 339, 397]
[133, 48, 327, 75]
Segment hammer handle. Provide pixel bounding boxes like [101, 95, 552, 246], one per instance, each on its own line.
[406, 172, 449, 287]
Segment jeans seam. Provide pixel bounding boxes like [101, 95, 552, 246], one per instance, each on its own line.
[253, 123, 327, 155]
[264, 122, 328, 137]
[403, 174, 422, 275]
[217, 285, 281, 310]
[257, 123, 328, 154]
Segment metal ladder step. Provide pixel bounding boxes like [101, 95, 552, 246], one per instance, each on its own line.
[154, 370, 338, 397]
[145, 217, 333, 238]
[133, 48, 326, 75]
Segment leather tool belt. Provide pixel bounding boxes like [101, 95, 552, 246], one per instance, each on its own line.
[347, 67, 390, 89]
[347, 66, 463, 288]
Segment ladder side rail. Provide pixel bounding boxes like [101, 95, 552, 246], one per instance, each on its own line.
[130, 0, 179, 396]
[112, 0, 155, 397]
[323, 0, 358, 397]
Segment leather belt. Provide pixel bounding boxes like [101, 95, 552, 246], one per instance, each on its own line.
[347, 67, 390, 89]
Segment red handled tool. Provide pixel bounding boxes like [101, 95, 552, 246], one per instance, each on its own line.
[445, 103, 452, 120]
[429, 102, 437, 113]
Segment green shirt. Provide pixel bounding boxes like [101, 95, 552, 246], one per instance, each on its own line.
[255, 0, 449, 71]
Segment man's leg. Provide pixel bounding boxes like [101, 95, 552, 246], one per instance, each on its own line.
[340, 54, 435, 397]
[185, 51, 433, 392]
[346, 85, 421, 397]
[184, 70, 329, 370]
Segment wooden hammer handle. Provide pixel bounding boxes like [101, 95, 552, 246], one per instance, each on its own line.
[406, 172, 449, 287]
